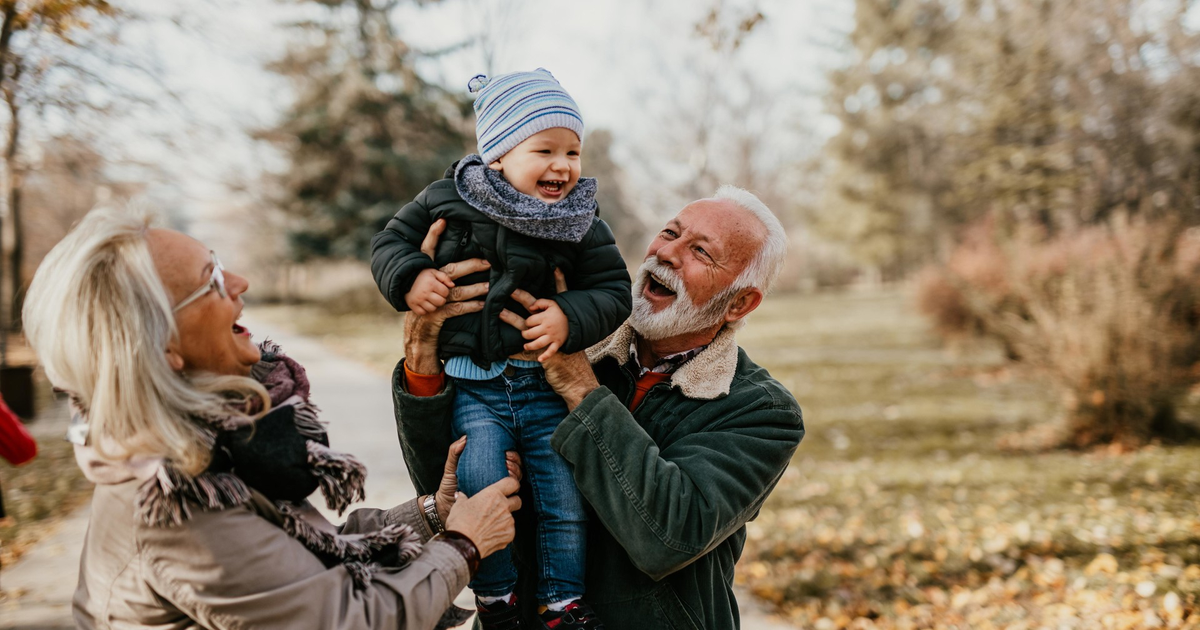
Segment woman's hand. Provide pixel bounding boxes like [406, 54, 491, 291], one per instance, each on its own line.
[499, 270, 600, 410]
[403, 219, 492, 375]
[435, 437, 522, 524]
[444, 476, 522, 558]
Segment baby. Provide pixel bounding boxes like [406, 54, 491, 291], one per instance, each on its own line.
[371, 69, 630, 630]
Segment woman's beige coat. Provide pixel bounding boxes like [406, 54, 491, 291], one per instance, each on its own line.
[73, 470, 469, 630]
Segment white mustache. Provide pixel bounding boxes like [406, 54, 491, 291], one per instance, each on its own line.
[639, 258, 684, 295]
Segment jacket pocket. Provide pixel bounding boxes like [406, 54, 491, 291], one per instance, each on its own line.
[651, 584, 703, 630]
[434, 224, 473, 265]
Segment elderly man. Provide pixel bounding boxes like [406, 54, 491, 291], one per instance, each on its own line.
[393, 185, 803, 630]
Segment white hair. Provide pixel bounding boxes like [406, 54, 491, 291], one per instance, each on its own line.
[628, 186, 787, 338]
[23, 205, 266, 475]
[711, 184, 788, 294]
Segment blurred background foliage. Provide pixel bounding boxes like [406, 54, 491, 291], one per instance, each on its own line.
[824, 0, 1200, 275]
[822, 0, 1200, 449]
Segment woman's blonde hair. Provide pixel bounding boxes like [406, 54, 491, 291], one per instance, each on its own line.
[23, 205, 267, 475]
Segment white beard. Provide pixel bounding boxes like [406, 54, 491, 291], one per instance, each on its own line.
[628, 257, 736, 341]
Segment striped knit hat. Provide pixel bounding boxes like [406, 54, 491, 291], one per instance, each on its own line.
[468, 68, 584, 164]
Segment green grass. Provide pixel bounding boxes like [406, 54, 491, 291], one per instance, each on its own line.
[736, 292, 1200, 629]
[255, 291, 1200, 629]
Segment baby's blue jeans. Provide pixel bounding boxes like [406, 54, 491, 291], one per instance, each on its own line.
[451, 366, 586, 604]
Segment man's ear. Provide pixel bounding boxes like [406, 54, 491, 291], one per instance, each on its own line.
[165, 345, 185, 373]
[724, 287, 764, 324]
[488, 159, 504, 171]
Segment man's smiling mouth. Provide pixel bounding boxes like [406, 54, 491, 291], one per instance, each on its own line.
[646, 272, 677, 297]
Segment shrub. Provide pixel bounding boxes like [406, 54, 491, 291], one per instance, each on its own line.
[915, 217, 1024, 358]
[914, 266, 977, 339]
[921, 216, 1200, 447]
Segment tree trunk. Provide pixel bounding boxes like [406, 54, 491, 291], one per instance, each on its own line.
[6, 67, 20, 332]
[0, 3, 15, 361]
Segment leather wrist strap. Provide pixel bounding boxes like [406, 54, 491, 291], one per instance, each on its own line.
[434, 531, 480, 577]
[421, 494, 445, 534]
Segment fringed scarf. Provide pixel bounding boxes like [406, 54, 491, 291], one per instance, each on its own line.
[109, 342, 408, 588]
[72, 340, 473, 627]
[134, 340, 417, 590]
[454, 153, 598, 243]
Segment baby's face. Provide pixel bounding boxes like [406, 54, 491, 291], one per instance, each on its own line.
[488, 127, 582, 203]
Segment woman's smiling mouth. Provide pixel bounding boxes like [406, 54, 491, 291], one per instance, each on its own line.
[232, 318, 250, 337]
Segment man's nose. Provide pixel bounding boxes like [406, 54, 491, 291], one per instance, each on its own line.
[653, 239, 683, 267]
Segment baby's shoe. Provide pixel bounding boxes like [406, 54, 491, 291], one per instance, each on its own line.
[538, 599, 604, 629]
[476, 593, 522, 630]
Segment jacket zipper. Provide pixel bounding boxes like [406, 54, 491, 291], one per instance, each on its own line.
[453, 226, 472, 261]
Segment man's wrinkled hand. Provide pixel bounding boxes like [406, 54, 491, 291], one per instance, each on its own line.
[403, 218, 491, 375]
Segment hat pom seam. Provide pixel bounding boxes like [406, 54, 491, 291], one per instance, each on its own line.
[468, 74, 490, 93]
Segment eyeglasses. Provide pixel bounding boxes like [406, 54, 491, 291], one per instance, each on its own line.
[173, 251, 227, 313]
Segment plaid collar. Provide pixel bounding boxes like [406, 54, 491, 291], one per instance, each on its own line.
[628, 338, 708, 378]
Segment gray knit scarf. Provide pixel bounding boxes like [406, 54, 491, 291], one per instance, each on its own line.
[454, 153, 597, 243]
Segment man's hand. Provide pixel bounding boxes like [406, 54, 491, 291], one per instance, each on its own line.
[499, 270, 600, 410]
[403, 218, 491, 375]
[539, 350, 599, 411]
[521, 300, 568, 362]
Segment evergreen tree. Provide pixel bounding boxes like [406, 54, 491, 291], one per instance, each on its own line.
[263, 0, 473, 262]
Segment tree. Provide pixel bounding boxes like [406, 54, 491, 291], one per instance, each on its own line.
[0, 0, 124, 355]
[21, 135, 142, 278]
[819, 0, 964, 278]
[654, 1, 769, 206]
[822, 0, 1200, 277]
[854, 0, 1200, 444]
[262, 0, 473, 262]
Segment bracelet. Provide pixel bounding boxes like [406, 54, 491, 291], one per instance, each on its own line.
[421, 494, 445, 534]
[433, 530, 480, 577]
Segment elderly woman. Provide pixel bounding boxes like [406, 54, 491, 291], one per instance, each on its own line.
[22, 206, 518, 630]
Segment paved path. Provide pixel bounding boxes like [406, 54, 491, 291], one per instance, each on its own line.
[0, 313, 795, 629]
[1, 401, 85, 629]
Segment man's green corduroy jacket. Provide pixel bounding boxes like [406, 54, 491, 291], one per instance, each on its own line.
[391, 322, 804, 630]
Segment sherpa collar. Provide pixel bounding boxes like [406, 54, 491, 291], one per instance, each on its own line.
[586, 322, 741, 399]
[454, 153, 598, 243]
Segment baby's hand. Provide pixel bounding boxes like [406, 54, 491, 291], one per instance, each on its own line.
[405, 267, 455, 315]
[521, 299, 569, 362]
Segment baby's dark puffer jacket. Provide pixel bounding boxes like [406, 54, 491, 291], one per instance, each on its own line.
[370, 166, 632, 368]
